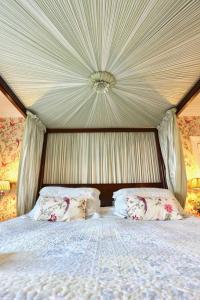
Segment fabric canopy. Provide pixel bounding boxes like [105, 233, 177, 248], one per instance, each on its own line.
[17, 112, 46, 215]
[0, 0, 200, 128]
[158, 108, 187, 207]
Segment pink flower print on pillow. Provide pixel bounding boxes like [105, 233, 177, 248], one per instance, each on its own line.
[63, 197, 70, 212]
[48, 213, 57, 222]
[164, 204, 173, 213]
[137, 196, 147, 213]
[127, 195, 182, 221]
[132, 215, 141, 220]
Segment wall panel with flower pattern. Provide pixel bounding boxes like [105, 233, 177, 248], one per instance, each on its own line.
[177, 116, 200, 215]
[0, 117, 24, 221]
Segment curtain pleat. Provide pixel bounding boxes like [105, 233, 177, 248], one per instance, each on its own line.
[17, 112, 46, 215]
[44, 132, 160, 184]
[157, 108, 187, 207]
[1, 1, 199, 128]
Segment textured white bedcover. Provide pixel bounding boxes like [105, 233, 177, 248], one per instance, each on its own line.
[0, 215, 200, 300]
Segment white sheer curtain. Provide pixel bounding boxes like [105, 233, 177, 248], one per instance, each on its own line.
[157, 108, 187, 207]
[17, 112, 46, 215]
[44, 132, 161, 184]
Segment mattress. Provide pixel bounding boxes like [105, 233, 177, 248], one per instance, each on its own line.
[0, 212, 200, 300]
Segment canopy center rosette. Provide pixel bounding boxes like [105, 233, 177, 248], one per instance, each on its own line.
[89, 71, 116, 94]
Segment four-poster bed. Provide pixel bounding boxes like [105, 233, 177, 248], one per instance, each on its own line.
[0, 0, 200, 299]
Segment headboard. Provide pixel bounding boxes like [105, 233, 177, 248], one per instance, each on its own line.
[38, 128, 166, 205]
[41, 182, 165, 206]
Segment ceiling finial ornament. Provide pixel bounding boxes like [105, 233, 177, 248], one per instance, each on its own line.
[89, 71, 116, 94]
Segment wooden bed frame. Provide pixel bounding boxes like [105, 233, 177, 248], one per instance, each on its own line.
[39, 128, 166, 206]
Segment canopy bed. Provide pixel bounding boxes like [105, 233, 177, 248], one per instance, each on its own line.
[1, 108, 198, 299]
[0, 0, 200, 299]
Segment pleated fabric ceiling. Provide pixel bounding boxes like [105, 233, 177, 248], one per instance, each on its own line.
[0, 0, 200, 128]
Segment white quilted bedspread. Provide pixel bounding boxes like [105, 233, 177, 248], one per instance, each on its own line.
[0, 215, 200, 300]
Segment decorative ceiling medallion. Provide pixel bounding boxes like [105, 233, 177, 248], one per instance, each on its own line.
[89, 71, 116, 94]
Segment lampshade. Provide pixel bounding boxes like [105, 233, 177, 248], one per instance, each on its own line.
[190, 178, 200, 189]
[0, 180, 10, 192]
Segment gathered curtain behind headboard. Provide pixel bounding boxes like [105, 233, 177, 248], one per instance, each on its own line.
[44, 132, 160, 184]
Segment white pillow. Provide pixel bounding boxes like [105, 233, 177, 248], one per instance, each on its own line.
[113, 188, 183, 217]
[33, 196, 86, 222]
[40, 186, 100, 198]
[28, 187, 100, 218]
[114, 196, 128, 218]
[28, 198, 41, 218]
[113, 188, 174, 198]
[127, 195, 183, 221]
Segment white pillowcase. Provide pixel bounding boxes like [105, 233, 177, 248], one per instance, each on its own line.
[113, 188, 183, 218]
[28, 187, 100, 218]
[33, 196, 86, 222]
[113, 188, 175, 199]
[114, 196, 128, 218]
[40, 186, 100, 199]
[127, 195, 183, 221]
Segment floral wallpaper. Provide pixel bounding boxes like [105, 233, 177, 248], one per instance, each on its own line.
[0, 183, 18, 221]
[177, 116, 200, 215]
[0, 117, 24, 221]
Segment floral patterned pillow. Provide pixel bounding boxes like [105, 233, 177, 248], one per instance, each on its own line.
[33, 196, 86, 222]
[127, 195, 183, 221]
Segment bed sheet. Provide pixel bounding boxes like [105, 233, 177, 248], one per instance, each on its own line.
[0, 215, 200, 300]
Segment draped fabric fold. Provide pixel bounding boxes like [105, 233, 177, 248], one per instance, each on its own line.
[157, 108, 187, 207]
[1, 1, 199, 128]
[44, 132, 160, 184]
[17, 112, 46, 215]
